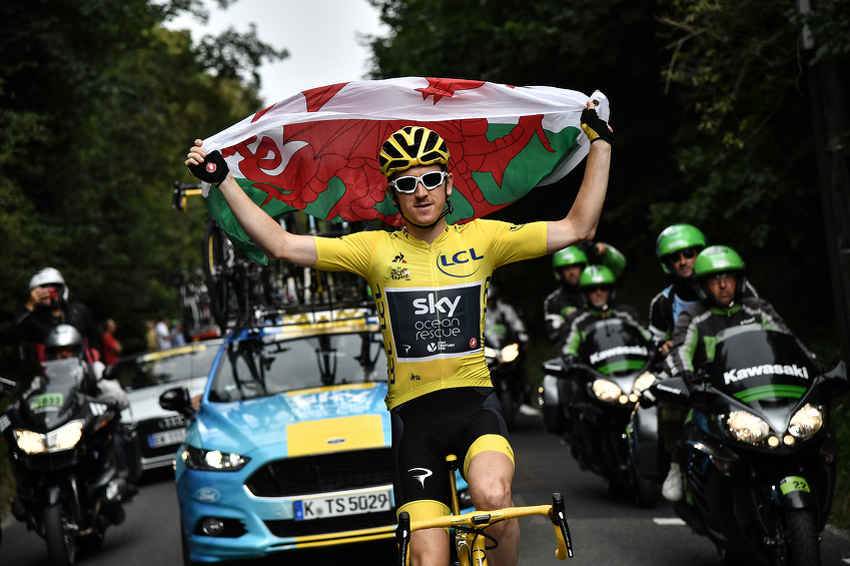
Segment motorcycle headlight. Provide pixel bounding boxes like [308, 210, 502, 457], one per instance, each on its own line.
[788, 404, 823, 440]
[501, 343, 520, 363]
[182, 445, 250, 471]
[592, 379, 622, 403]
[633, 372, 656, 393]
[15, 420, 84, 455]
[725, 410, 770, 444]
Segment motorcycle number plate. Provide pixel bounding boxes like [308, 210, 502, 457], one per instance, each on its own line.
[148, 428, 186, 448]
[293, 487, 391, 521]
[779, 476, 811, 495]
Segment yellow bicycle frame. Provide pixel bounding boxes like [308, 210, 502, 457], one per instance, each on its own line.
[396, 455, 572, 566]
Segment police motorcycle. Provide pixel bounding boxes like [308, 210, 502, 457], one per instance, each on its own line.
[540, 317, 660, 507]
[484, 314, 529, 431]
[0, 334, 132, 565]
[636, 327, 847, 566]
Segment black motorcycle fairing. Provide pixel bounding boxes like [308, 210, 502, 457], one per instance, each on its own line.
[709, 328, 816, 401]
[19, 359, 92, 432]
[578, 319, 653, 377]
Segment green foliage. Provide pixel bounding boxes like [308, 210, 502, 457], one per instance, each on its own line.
[0, 0, 289, 520]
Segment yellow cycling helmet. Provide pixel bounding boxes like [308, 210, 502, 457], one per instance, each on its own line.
[379, 126, 451, 178]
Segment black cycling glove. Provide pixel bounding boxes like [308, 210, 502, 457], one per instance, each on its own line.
[580, 107, 614, 145]
[186, 150, 229, 185]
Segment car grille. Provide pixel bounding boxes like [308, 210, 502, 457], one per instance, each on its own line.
[245, 448, 393, 498]
[264, 510, 396, 538]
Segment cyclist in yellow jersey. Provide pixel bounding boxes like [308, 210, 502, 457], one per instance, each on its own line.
[186, 99, 612, 566]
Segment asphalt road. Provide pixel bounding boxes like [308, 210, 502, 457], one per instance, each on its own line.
[3, 410, 850, 565]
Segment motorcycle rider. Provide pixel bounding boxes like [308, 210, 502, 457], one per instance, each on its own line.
[544, 242, 626, 343]
[4, 267, 101, 365]
[659, 245, 823, 500]
[485, 284, 529, 348]
[560, 265, 650, 361]
[43, 325, 138, 497]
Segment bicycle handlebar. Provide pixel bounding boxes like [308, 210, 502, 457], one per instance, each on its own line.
[397, 493, 573, 563]
[172, 181, 204, 212]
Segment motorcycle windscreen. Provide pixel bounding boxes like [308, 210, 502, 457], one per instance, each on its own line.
[707, 327, 817, 410]
[22, 358, 86, 430]
[578, 319, 652, 376]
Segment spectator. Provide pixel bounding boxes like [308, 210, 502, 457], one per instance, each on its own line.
[171, 318, 186, 347]
[145, 320, 157, 351]
[101, 318, 123, 366]
[155, 316, 172, 349]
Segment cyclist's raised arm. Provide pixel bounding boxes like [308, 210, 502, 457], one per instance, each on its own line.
[546, 98, 613, 254]
[185, 139, 318, 267]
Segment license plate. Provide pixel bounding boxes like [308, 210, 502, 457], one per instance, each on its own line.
[294, 488, 391, 521]
[148, 428, 186, 448]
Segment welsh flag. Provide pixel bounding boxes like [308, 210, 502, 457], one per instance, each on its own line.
[198, 77, 610, 264]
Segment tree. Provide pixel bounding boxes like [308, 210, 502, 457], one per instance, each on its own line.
[0, 0, 286, 360]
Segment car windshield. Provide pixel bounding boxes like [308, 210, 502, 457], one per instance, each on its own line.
[111, 341, 221, 391]
[208, 331, 386, 402]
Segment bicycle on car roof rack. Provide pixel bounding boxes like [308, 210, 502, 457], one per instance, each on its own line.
[171, 181, 374, 331]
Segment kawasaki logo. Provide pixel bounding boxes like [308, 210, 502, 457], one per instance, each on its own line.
[589, 345, 649, 365]
[413, 293, 461, 317]
[724, 364, 809, 385]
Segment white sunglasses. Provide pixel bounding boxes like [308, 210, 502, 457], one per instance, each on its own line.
[390, 171, 448, 194]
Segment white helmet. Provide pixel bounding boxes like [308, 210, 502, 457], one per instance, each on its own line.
[44, 324, 84, 360]
[29, 267, 69, 302]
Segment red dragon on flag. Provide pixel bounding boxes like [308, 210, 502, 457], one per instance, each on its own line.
[198, 77, 609, 264]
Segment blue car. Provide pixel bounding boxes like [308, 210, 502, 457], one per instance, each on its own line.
[160, 309, 404, 563]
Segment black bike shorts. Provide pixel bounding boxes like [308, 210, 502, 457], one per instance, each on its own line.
[391, 387, 514, 524]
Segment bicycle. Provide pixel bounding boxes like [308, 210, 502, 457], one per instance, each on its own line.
[396, 454, 573, 566]
[172, 181, 373, 330]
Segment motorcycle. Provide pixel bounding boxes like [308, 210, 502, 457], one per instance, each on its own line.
[637, 327, 847, 566]
[484, 320, 529, 430]
[540, 317, 660, 507]
[0, 358, 131, 566]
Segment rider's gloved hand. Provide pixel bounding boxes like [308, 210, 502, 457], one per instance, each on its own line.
[186, 150, 230, 185]
[580, 107, 614, 145]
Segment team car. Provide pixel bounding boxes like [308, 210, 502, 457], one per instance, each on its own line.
[160, 308, 428, 563]
[108, 338, 223, 475]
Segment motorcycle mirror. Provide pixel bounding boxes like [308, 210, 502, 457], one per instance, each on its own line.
[648, 377, 691, 403]
[0, 376, 17, 397]
[159, 387, 195, 419]
[820, 361, 849, 395]
[541, 359, 570, 378]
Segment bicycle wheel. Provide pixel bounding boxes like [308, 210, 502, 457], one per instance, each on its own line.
[203, 221, 232, 329]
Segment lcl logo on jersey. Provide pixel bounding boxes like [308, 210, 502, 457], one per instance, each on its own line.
[436, 248, 484, 278]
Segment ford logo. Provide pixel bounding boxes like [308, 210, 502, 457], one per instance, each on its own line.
[159, 415, 186, 430]
[195, 488, 220, 503]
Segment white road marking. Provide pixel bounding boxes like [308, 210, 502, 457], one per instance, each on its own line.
[653, 518, 686, 525]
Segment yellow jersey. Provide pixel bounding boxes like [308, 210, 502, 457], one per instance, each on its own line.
[314, 219, 548, 409]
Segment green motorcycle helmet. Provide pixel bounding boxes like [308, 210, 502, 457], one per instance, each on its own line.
[655, 224, 707, 275]
[693, 245, 746, 306]
[579, 265, 616, 308]
[552, 245, 589, 281]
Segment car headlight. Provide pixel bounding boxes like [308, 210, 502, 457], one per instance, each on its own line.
[592, 379, 622, 403]
[15, 420, 84, 455]
[725, 410, 770, 444]
[633, 372, 656, 393]
[788, 404, 823, 440]
[182, 445, 250, 471]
